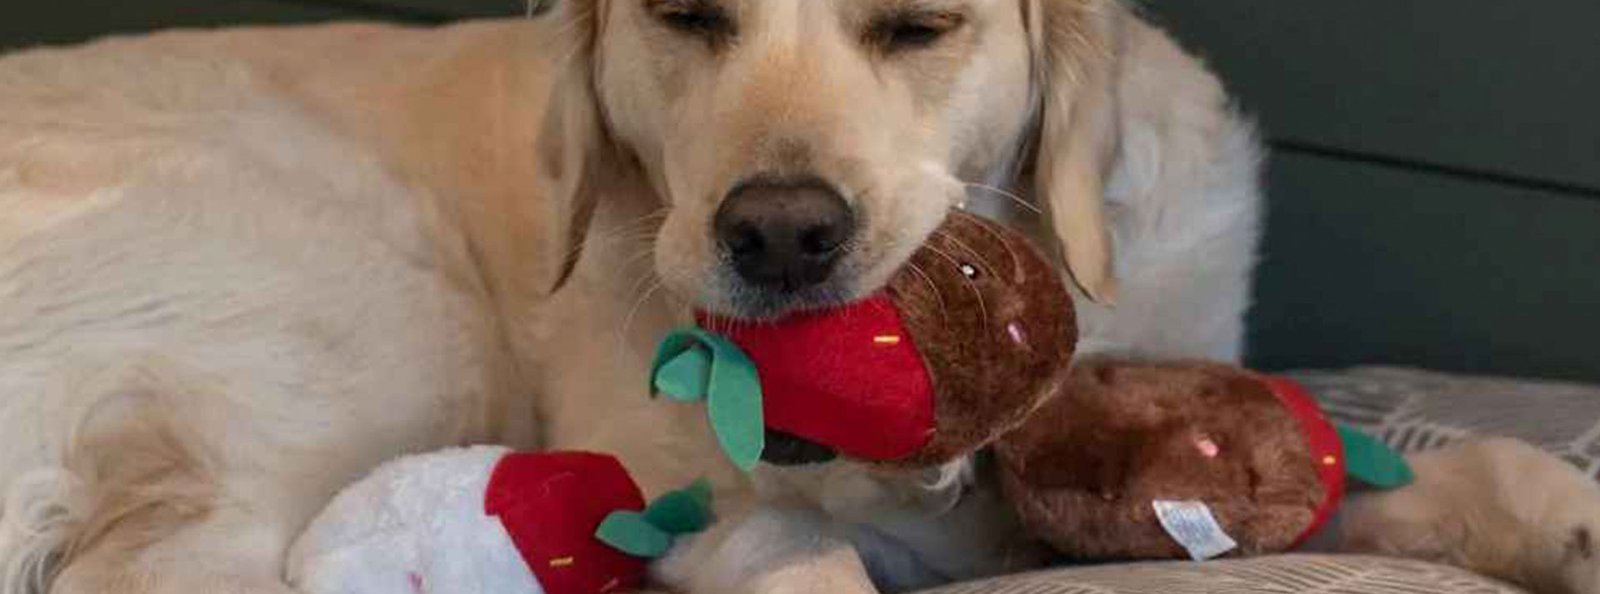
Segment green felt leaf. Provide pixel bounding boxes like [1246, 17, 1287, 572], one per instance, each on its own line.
[1338, 425, 1415, 489]
[595, 511, 674, 558]
[654, 346, 712, 402]
[705, 348, 764, 471]
[685, 478, 713, 507]
[650, 332, 704, 397]
[644, 479, 715, 535]
[650, 328, 766, 472]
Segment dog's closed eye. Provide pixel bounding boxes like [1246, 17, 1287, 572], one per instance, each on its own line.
[646, 0, 735, 44]
[866, 8, 967, 53]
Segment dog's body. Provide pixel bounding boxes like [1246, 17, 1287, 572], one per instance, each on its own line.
[0, 3, 1594, 594]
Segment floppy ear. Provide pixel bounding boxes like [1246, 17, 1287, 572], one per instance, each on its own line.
[532, 0, 610, 294]
[1025, 0, 1124, 304]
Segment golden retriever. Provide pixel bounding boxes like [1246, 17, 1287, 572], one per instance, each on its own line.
[1, 1, 1594, 593]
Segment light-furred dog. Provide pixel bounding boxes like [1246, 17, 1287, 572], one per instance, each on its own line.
[1, 1, 1596, 593]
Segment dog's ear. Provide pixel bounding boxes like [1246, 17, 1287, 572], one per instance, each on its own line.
[533, 0, 610, 294]
[1024, 0, 1123, 304]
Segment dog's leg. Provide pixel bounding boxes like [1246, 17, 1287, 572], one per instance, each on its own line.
[654, 505, 880, 594]
[50, 514, 301, 594]
[40, 445, 307, 594]
[1334, 438, 1600, 594]
[35, 390, 362, 594]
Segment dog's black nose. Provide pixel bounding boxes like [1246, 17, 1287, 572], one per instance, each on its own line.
[714, 176, 856, 291]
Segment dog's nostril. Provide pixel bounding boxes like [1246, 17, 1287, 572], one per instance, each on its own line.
[714, 175, 857, 291]
[725, 222, 765, 257]
[799, 223, 847, 256]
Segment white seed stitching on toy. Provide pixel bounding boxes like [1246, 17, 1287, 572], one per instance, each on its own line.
[1006, 321, 1027, 346]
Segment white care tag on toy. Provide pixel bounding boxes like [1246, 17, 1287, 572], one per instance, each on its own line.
[1152, 500, 1239, 561]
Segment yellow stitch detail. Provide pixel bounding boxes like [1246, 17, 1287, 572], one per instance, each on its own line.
[550, 557, 576, 568]
[873, 335, 902, 345]
[1322, 455, 1338, 466]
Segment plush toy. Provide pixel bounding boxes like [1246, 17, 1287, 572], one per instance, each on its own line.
[650, 210, 1079, 469]
[994, 359, 1414, 561]
[286, 447, 711, 594]
[288, 207, 1411, 594]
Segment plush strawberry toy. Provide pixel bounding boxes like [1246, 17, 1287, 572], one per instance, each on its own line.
[995, 359, 1413, 561]
[287, 447, 710, 594]
[651, 210, 1079, 469]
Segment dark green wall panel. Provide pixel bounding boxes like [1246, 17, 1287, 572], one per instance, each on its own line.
[0, 0, 364, 50]
[0, 0, 526, 52]
[1144, 0, 1600, 193]
[1249, 151, 1600, 382]
[359, 0, 521, 18]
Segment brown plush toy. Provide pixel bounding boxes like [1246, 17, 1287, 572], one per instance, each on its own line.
[995, 359, 1413, 561]
[660, 210, 1080, 469]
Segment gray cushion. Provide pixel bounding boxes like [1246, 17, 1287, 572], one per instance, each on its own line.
[922, 555, 1521, 594]
[1291, 366, 1600, 475]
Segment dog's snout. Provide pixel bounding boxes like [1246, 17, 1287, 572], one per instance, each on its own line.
[714, 176, 856, 291]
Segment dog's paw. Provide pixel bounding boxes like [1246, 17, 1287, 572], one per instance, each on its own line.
[651, 506, 881, 594]
[1557, 524, 1600, 594]
[743, 548, 882, 594]
[1467, 439, 1600, 594]
[1343, 438, 1600, 594]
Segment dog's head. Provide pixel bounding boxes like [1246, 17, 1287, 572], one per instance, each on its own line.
[537, 0, 1125, 317]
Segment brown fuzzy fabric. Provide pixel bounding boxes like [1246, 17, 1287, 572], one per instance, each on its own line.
[995, 359, 1324, 560]
[883, 210, 1078, 468]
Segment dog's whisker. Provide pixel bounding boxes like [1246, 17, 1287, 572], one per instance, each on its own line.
[905, 262, 949, 326]
[561, 219, 665, 263]
[967, 275, 988, 332]
[932, 229, 1001, 286]
[969, 218, 1027, 278]
[963, 182, 1041, 215]
[556, 234, 653, 267]
[602, 211, 670, 239]
[923, 244, 989, 331]
[936, 230, 999, 280]
[620, 253, 661, 303]
[620, 247, 658, 271]
[548, 6, 594, 45]
[618, 280, 665, 353]
[920, 243, 964, 275]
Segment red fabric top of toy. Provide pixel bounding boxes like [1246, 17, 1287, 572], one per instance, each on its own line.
[698, 294, 937, 461]
[1260, 376, 1346, 548]
[485, 452, 646, 594]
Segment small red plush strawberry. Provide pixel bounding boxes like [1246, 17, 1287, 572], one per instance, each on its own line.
[485, 452, 650, 594]
[288, 448, 711, 594]
[696, 295, 936, 462]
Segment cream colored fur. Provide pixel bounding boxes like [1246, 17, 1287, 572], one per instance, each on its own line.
[0, 2, 1590, 594]
[1340, 439, 1600, 594]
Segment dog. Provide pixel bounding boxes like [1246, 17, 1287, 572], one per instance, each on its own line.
[1, 1, 1593, 593]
